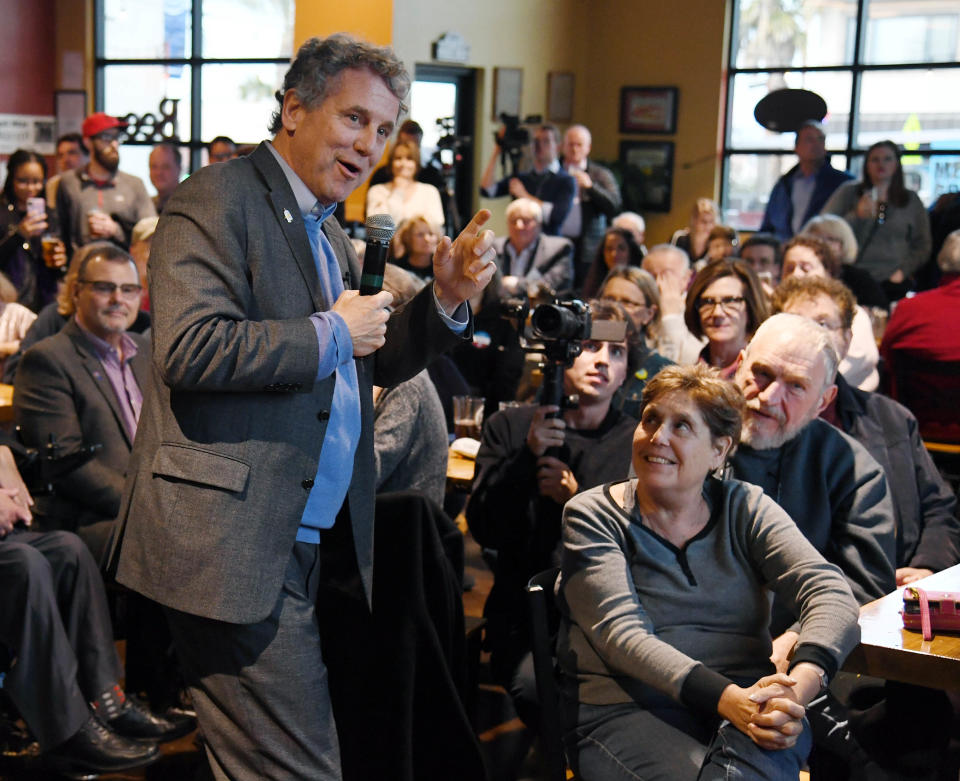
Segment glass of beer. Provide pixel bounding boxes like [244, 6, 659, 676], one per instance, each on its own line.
[453, 396, 485, 441]
[41, 234, 63, 268]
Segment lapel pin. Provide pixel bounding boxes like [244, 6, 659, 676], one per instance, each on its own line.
[283, 209, 293, 223]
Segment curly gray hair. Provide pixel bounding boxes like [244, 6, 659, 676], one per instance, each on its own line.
[269, 34, 410, 134]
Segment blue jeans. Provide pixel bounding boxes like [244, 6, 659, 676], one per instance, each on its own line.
[563, 698, 811, 781]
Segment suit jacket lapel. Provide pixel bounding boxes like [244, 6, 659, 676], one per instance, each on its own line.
[65, 320, 135, 449]
[249, 143, 326, 312]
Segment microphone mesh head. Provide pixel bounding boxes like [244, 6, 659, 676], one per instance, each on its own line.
[365, 213, 397, 243]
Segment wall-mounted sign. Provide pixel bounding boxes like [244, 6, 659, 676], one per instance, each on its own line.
[0, 114, 56, 155]
[433, 32, 469, 63]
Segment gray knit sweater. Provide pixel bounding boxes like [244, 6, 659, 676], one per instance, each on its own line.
[556, 477, 860, 716]
[822, 181, 932, 282]
[373, 370, 448, 506]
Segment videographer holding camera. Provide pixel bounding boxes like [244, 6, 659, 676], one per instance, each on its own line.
[465, 299, 638, 728]
[480, 120, 576, 236]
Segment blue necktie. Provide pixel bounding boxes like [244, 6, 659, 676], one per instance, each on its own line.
[297, 209, 361, 537]
[303, 212, 344, 307]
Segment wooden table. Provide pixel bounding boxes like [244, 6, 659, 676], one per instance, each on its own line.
[842, 565, 960, 690]
[447, 450, 476, 490]
[0, 383, 12, 424]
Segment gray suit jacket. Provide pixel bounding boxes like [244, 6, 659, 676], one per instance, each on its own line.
[493, 234, 574, 295]
[115, 142, 463, 624]
[13, 318, 150, 527]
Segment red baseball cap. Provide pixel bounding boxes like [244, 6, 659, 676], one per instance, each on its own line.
[82, 112, 128, 138]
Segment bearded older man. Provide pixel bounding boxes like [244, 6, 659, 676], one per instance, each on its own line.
[727, 314, 895, 644]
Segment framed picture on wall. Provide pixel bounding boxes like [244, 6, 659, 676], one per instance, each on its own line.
[547, 72, 574, 122]
[55, 90, 87, 137]
[493, 67, 522, 120]
[619, 86, 678, 134]
[619, 140, 674, 213]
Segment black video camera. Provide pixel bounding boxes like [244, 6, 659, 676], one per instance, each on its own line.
[497, 112, 542, 176]
[503, 299, 627, 415]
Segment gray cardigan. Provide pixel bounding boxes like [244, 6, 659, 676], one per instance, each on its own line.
[373, 369, 448, 506]
[822, 181, 932, 282]
[557, 478, 860, 715]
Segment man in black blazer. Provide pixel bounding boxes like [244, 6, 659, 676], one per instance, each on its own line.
[113, 34, 496, 780]
[13, 242, 148, 564]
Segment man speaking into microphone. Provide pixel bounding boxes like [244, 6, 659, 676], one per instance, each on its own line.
[113, 34, 496, 779]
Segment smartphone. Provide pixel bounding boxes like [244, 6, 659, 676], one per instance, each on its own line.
[26, 197, 45, 218]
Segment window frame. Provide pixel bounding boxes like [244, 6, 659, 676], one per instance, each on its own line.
[721, 0, 960, 231]
[94, 0, 292, 173]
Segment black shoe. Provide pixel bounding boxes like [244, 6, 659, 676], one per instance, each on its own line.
[108, 696, 197, 743]
[44, 715, 159, 774]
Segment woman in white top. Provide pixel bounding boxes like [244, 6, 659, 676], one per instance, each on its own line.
[365, 141, 444, 230]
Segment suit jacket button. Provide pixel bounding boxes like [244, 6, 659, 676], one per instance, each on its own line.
[301, 478, 314, 490]
[317, 410, 330, 421]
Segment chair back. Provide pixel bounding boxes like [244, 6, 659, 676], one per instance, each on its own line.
[888, 351, 960, 444]
[526, 567, 567, 781]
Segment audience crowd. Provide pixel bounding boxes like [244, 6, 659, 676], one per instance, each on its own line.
[0, 104, 957, 780]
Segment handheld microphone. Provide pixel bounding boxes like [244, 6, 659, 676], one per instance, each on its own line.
[359, 214, 397, 295]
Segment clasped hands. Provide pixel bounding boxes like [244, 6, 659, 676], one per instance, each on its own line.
[718, 673, 807, 751]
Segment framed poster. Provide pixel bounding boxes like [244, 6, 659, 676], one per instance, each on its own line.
[547, 72, 574, 122]
[619, 141, 674, 213]
[55, 90, 87, 137]
[619, 86, 678, 134]
[493, 67, 522, 120]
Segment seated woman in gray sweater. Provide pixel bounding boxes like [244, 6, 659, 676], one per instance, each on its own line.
[372, 265, 449, 506]
[556, 364, 860, 780]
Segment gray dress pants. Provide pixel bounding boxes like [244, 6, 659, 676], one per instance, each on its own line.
[165, 541, 342, 781]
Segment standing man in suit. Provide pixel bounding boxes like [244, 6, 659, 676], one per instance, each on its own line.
[480, 124, 576, 235]
[113, 34, 496, 780]
[560, 124, 622, 284]
[494, 197, 574, 297]
[13, 241, 148, 564]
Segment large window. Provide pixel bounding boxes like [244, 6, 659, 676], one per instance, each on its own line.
[96, 0, 295, 187]
[723, 0, 960, 231]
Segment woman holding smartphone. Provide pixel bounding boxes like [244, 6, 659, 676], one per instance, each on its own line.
[822, 140, 931, 301]
[1, 149, 66, 311]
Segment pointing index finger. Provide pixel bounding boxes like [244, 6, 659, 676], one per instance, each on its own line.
[461, 209, 492, 238]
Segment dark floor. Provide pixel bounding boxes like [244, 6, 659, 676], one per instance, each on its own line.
[0, 525, 544, 781]
[4, 524, 957, 780]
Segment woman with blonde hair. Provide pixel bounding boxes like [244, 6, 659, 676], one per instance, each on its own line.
[599, 266, 672, 418]
[800, 214, 887, 309]
[365, 140, 444, 230]
[391, 215, 439, 281]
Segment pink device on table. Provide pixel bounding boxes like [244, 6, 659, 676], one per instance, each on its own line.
[902, 588, 960, 640]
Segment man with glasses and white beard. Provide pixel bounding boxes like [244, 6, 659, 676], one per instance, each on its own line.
[728, 314, 895, 644]
[727, 313, 897, 779]
[56, 113, 155, 254]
